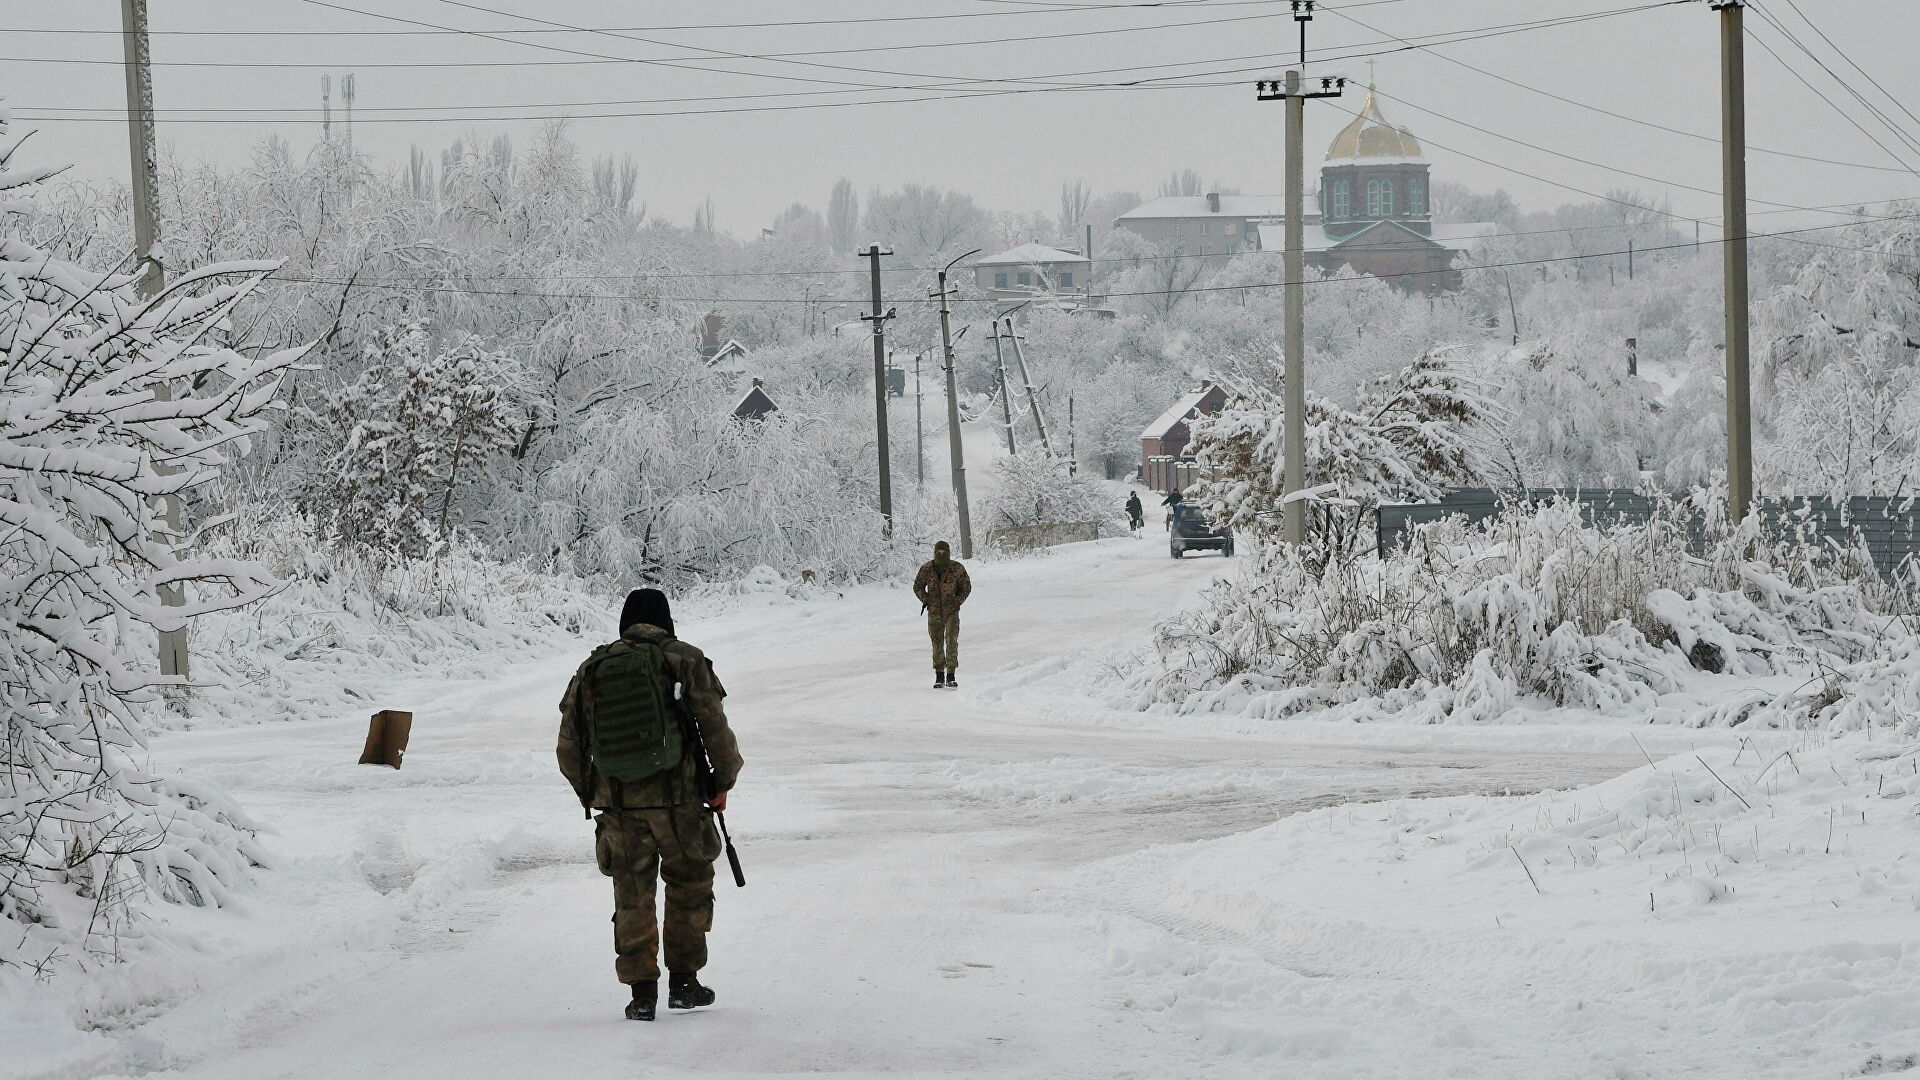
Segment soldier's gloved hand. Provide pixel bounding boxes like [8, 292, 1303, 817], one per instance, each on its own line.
[708, 791, 728, 812]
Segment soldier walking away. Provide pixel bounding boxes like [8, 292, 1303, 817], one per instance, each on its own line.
[1125, 492, 1145, 532]
[558, 588, 744, 1022]
[913, 540, 972, 689]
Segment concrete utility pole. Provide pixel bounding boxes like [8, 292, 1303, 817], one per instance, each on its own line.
[1714, 0, 1754, 522]
[122, 0, 188, 685]
[990, 321, 1018, 455]
[1004, 316, 1053, 457]
[1257, 2, 1345, 546]
[859, 245, 897, 536]
[934, 251, 982, 557]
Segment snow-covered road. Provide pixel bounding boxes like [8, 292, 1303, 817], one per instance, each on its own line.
[36, 537, 1652, 1080]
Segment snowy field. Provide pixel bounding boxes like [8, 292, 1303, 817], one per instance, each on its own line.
[10, 534, 1919, 1080]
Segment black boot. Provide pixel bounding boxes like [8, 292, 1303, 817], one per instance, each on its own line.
[946, 671, 958, 688]
[625, 980, 658, 1021]
[935, 669, 946, 689]
[668, 972, 716, 1010]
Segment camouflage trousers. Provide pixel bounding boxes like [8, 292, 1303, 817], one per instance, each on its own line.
[595, 805, 722, 984]
[927, 611, 960, 670]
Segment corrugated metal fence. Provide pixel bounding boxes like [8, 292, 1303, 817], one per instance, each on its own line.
[1376, 489, 1920, 577]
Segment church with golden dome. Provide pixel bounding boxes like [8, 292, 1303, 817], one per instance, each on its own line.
[1112, 84, 1495, 293]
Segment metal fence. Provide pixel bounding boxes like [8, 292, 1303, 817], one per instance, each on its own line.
[1376, 488, 1920, 578]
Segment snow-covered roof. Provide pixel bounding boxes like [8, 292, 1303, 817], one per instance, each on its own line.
[1430, 222, 1498, 249]
[976, 242, 1089, 266]
[1255, 220, 1496, 253]
[732, 380, 779, 421]
[1141, 385, 1217, 441]
[1117, 195, 1297, 221]
[707, 339, 751, 372]
[1255, 224, 1337, 253]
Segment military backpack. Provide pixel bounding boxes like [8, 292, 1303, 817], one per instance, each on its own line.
[581, 638, 684, 781]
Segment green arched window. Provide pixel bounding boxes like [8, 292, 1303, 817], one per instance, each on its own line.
[1409, 176, 1427, 215]
[1366, 177, 1394, 217]
[1330, 179, 1350, 218]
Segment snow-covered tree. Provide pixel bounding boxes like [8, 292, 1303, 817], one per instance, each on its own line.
[0, 117, 301, 965]
[1186, 349, 1497, 562]
[312, 323, 525, 556]
[983, 453, 1124, 535]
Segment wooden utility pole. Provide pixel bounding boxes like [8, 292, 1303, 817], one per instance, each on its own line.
[1257, 3, 1344, 546]
[990, 321, 1018, 455]
[122, 0, 188, 684]
[1084, 222, 1095, 309]
[934, 251, 981, 558]
[914, 348, 926, 488]
[1004, 316, 1053, 457]
[858, 246, 896, 535]
[1714, 0, 1753, 522]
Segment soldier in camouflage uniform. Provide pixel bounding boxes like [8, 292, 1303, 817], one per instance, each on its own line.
[913, 540, 972, 688]
[558, 588, 743, 1021]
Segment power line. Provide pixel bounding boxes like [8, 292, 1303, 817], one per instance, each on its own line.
[0, 1, 1305, 35]
[1742, 3, 1920, 170]
[12, 3, 1693, 123]
[254, 212, 1920, 304]
[1315, 0, 1917, 177]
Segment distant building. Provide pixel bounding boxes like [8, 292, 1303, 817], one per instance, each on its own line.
[1113, 192, 1297, 256]
[732, 378, 779, 422]
[1110, 84, 1495, 292]
[1140, 382, 1229, 493]
[707, 339, 751, 374]
[974, 243, 1091, 300]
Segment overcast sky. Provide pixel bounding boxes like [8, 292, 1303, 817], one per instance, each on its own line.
[6, 0, 1917, 238]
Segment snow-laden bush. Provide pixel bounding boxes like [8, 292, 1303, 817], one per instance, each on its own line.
[1184, 349, 1498, 567]
[0, 117, 303, 969]
[177, 509, 605, 727]
[982, 451, 1126, 536]
[1136, 495, 1907, 725]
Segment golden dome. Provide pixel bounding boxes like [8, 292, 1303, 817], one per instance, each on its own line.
[1325, 87, 1423, 162]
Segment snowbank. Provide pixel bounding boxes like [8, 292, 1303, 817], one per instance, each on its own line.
[1080, 734, 1920, 1075]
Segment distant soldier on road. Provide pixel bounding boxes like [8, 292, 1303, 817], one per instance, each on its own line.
[1125, 492, 1145, 532]
[558, 588, 744, 1021]
[913, 540, 972, 689]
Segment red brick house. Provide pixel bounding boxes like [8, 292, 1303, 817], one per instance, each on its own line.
[1140, 382, 1228, 493]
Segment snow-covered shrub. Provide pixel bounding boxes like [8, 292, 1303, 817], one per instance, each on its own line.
[1138, 495, 1906, 725]
[1184, 349, 1497, 565]
[982, 452, 1125, 536]
[178, 508, 605, 727]
[0, 118, 303, 968]
[309, 323, 526, 557]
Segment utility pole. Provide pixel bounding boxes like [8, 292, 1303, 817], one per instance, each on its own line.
[1257, 2, 1344, 546]
[915, 348, 926, 488]
[1084, 222, 1095, 309]
[859, 246, 897, 535]
[1005, 315, 1053, 457]
[1714, 0, 1753, 522]
[990, 321, 1018, 455]
[1068, 396, 1077, 476]
[934, 251, 982, 557]
[1628, 241, 1636, 280]
[122, 0, 188, 686]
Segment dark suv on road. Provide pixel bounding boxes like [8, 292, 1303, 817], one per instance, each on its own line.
[1169, 503, 1233, 558]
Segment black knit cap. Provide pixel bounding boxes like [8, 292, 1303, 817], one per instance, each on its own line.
[619, 588, 674, 637]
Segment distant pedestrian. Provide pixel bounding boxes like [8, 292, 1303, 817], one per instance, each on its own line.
[1125, 492, 1144, 532]
[558, 588, 744, 1022]
[1162, 488, 1182, 529]
[913, 540, 972, 689]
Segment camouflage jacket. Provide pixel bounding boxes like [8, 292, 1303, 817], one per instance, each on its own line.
[557, 623, 743, 810]
[913, 559, 972, 618]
